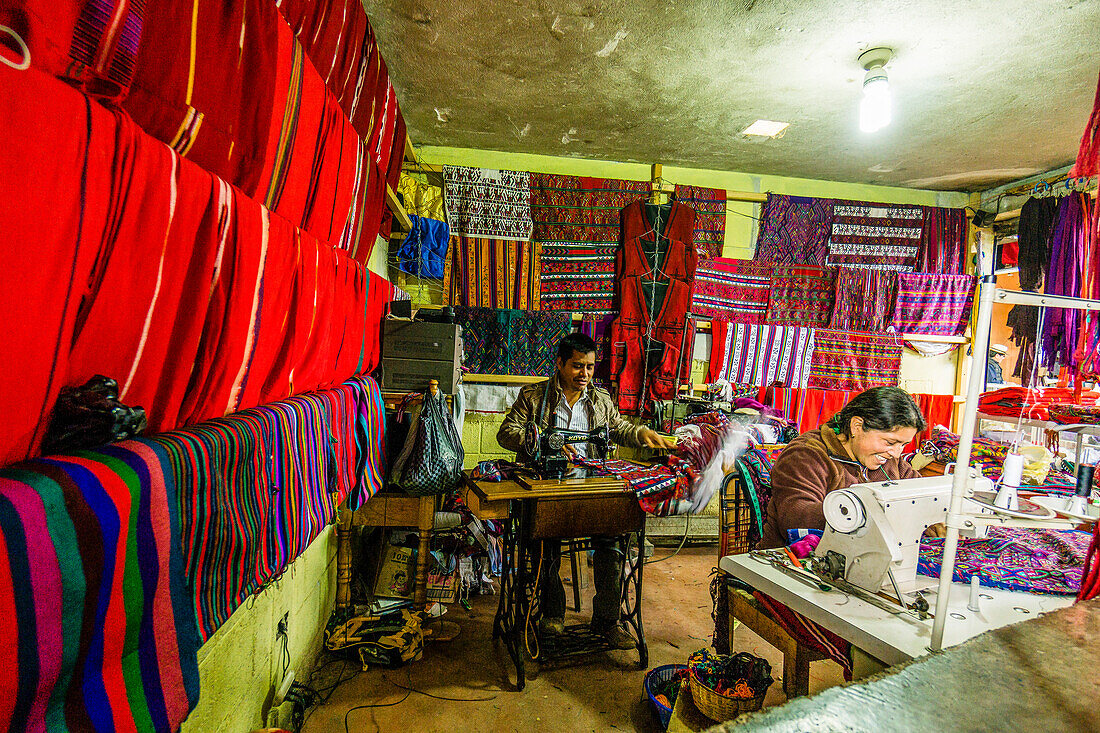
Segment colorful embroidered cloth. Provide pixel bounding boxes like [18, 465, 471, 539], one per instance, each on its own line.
[579, 312, 618, 380]
[674, 184, 726, 259]
[917, 207, 969, 275]
[531, 173, 649, 314]
[454, 307, 571, 376]
[807, 330, 902, 390]
[443, 236, 542, 310]
[763, 265, 836, 327]
[691, 258, 773, 324]
[918, 528, 1092, 594]
[890, 273, 976, 335]
[0, 440, 202, 733]
[708, 321, 816, 388]
[827, 202, 923, 272]
[443, 165, 532, 242]
[828, 268, 898, 332]
[754, 195, 834, 266]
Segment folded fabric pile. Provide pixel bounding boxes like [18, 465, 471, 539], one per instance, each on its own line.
[919, 426, 1078, 493]
[977, 386, 1085, 421]
[1049, 403, 1100, 426]
[918, 527, 1092, 594]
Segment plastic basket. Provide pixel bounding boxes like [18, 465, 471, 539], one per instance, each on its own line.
[643, 664, 687, 730]
[689, 669, 766, 722]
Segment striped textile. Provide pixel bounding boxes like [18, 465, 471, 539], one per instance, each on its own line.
[890, 273, 976, 336]
[0, 440, 202, 733]
[454, 307, 571, 377]
[531, 173, 649, 314]
[674, 184, 726, 259]
[443, 236, 542, 310]
[754, 194, 834, 266]
[766, 387, 857, 433]
[691, 258, 773, 324]
[827, 202, 924, 272]
[443, 165, 532, 242]
[807, 330, 902, 391]
[708, 321, 816, 388]
[828, 268, 898, 332]
[753, 591, 852, 679]
[153, 377, 384, 639]
[917, 207, 969, 275]
[763, 265, 836, 327]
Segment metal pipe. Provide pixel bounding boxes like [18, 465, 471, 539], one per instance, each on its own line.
[930, 276, 996, 651]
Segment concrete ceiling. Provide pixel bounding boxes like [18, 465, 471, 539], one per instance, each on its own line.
[365, 1, 1100, 192]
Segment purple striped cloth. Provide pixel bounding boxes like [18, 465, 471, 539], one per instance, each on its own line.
[711, 323, 816, 388]
[890, 273, 976, 336]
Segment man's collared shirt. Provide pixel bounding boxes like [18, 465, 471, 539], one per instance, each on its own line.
[553, 387, 590, 458]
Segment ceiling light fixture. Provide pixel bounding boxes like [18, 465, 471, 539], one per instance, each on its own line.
[858, 47, 893, 133]
[741, 119, 790, 138]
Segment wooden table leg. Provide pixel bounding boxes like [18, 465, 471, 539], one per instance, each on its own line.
[336, 507, 353, 614]
[413, 495, 435, 608]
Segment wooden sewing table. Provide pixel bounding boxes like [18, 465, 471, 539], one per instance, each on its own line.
[462, 470, 648, 690]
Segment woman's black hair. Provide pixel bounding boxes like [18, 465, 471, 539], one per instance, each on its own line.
[556, 332, 598, 362]
[829, 386, 926, 438]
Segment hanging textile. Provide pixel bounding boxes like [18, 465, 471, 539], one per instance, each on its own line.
[807, 330, 902, 391]
[916, 207, 968, 275]
[443, 236, 542, 309]
[903, 393, 955, 452]
[674, 184, 726, 259]
[690, 258, 773, 324]
[753, 194, 834, 266]
[890, 273, 976, 336]
[1018, 197, 1060, 291]
[397, 173, 446, 221]
[396, 216, 451, 278]
[1042, 192, 1094, 372]
[919, 528, 1091, 595]
[826, 202, 923, 272]
[708, 321, 815, 389]
[442, 165, 532, 242]
[453, 308, 571, 377]
[609, 200, 697, 415]
[531, 173, 650, 314]
[0, 440, 202, 733]
[578, 313, 617, 380]
[828, 269, 898, 332]
[1070, 67, 1100, 178]
[763, 265, 836, 327]
[765, 387, 855, 434]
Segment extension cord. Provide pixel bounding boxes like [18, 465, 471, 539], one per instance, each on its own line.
[274, 668, 295, 706]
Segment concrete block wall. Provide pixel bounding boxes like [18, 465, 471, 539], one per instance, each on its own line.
[180, 526, 338, 733]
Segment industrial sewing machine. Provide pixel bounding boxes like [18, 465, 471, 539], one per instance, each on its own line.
[809, 474, 995, 603]
[522, 423, 610, 479]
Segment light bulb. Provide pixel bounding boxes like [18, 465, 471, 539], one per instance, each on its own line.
[859, 74, 891, 133]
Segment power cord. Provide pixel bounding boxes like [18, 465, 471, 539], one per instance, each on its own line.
[645, 514, 692, 565]
[342, 671, 498, 732]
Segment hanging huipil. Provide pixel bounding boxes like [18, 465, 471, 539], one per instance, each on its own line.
[609, 200, 696, 415]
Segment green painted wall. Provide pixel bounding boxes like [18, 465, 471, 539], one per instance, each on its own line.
[180, 526, 338, 733]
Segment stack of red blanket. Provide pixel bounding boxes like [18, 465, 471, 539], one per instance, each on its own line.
[977, 387, 1097, 421]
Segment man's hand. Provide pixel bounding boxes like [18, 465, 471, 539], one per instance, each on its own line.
[640, 428, 677, 452]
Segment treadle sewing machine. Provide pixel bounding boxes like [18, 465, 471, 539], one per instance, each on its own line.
[522, 423, 610, 479]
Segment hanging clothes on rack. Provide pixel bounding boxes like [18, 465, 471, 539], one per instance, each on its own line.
[609, 199, 697, 415]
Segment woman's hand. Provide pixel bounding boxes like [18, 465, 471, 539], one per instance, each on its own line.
[923, 522, 947, 539]
[640, 428, 677, 451]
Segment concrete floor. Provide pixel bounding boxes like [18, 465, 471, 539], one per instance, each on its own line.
[302, 545, 843, 733]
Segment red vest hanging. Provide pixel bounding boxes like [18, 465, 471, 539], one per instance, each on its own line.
[609, 200, 697, 415]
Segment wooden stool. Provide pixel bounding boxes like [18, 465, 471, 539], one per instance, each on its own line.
[727, 587, 826, 699]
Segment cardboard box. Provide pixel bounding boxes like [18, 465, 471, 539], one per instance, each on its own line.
[373, 540, 459, 604]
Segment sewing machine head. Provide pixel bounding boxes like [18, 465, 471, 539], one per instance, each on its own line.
[522, 423, 610, 479]
[813, 474, 993, 598]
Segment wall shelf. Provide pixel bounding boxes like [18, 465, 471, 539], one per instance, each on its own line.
[461, 374, 546, 384]
[384, 183, 413, 232]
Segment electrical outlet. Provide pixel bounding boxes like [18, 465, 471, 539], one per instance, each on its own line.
[276, 612, 289, 639]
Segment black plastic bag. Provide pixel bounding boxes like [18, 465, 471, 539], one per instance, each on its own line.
[42, 375, 147, 454]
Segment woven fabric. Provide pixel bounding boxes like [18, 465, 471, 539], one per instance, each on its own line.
[763, 265, 836, 327]
[691, 258, 773, 324]
[827, 202, 923, 272]
[443, 236, 542, 310]
[579, 313, 617, 379]
[807, 330, 902, 391]
[397, 173, 445, 220]
[708, 321, 816, 388]
[919, 528, 1092, 595]
[828, 268, 898, 332]
[1071, 67, 1100, 177]
[765, 387, 855, 434]
[754, 194, 834, 266]
[917, 207, 969, 275]
[453, 307, 570, 376]
[443, 165, 532, 242]
[753, 591, 852, 679]
[531, 173, 649, 314]
[0, 441, 202, 733]
[890, 273, 976, 335]
[674, 184, 726, 259]
[1042, 192, 1093, 371]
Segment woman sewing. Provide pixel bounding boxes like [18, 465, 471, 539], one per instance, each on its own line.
[759, 386, 927, 549]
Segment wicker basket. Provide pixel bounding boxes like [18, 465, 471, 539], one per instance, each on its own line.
[689, 670, 766, 722]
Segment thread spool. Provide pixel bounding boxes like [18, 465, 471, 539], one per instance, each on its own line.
[994, 451, 1023, 511]
[967, 575, 981, 613]
[1068, 463, 1094, 516]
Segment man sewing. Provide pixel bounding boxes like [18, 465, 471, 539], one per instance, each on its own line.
[497, 333, 676, 648]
